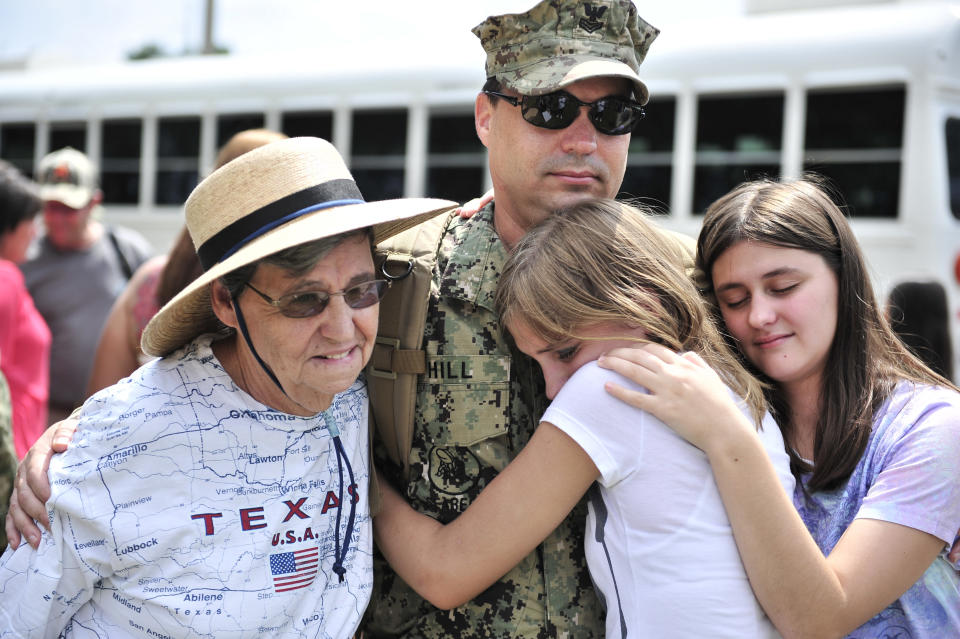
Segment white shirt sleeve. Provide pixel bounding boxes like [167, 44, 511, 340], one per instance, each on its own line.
[542, 362, 661, 486]
[0, 451, 113, 637]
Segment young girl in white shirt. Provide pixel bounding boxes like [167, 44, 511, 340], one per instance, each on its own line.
[374, 198, 793, 638]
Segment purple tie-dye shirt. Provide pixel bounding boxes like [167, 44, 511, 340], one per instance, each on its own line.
[794, 382, 960, 639]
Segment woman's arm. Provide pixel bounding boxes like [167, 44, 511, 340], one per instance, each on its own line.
[598, 345, 949, 639]
[373, 422, 599, 609]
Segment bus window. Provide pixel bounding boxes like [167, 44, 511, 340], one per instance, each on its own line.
[426, 111, 485, 204]
[948, 117, 960, 220]
[156, 116, 200, 206]
[0, 123, 36, 177]
[694, 93, 783, 214]
[101, 119, 141, 205]
[804, 86, 905, 218]
[621, 95, 675, 213]
[49, 122, 86, 153]
[351, 109, 407, 201]
[282, 111, 333, 141]
[217, 113, 266, 149]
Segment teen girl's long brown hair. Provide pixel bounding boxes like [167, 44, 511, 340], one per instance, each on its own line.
[697, 176, 956, 490]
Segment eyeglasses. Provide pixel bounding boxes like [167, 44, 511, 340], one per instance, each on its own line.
[244, 279, 389, 319]
[484, 89, 645, 136]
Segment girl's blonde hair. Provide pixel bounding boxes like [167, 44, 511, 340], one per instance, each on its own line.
[496, 198, 767, 425]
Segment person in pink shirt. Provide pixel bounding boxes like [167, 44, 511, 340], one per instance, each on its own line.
[0, 160, 51, 458]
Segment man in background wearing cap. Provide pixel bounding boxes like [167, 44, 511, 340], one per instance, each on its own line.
[20, 147, 152, 424]
[362, 1, 685, 637]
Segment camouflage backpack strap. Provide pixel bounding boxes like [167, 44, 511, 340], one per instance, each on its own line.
[367, 209, 455, 474]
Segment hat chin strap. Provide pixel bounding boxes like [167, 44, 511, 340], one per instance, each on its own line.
[229, 293, 288, 399]
[229, 294, 356, 582]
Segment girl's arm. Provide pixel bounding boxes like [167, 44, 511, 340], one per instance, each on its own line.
[373, 422, 599, 610]
[598, 345, 948, 639]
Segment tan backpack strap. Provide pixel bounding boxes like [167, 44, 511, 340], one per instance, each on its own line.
[367, 210, 453, 473]
[369, 343, 425, 375]
[367, 410, 382, 517]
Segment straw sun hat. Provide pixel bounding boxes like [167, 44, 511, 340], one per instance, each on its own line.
[141, 136, 456, 357]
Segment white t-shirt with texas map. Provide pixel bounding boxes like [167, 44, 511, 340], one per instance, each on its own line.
[0, 335, 372, 638]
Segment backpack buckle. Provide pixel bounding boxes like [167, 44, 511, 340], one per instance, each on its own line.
[369, 336, 400, 379]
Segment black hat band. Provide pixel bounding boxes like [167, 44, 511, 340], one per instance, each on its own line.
[197, 178, 364, 271]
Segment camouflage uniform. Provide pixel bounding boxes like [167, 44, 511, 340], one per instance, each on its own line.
[0, 369, 16, 550]
[363, 204, 602, 637]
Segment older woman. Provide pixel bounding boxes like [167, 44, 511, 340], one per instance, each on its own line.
[0, 137, 453, 637]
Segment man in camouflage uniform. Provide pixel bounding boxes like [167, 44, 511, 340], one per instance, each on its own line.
[362, 0, 662, 636]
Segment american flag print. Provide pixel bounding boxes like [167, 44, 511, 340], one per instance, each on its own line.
[270, 546, 319, 593]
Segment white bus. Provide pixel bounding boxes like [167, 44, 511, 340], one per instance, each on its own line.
[2, 0, 959, 374]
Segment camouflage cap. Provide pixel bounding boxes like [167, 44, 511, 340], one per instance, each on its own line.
[473, 0, 659, 104]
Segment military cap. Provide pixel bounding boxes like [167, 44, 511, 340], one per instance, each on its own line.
[472, 0, 659, 104]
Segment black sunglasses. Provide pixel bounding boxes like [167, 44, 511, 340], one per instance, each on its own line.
[244, 279, 389, 319]
[484, 89, 645, 136]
